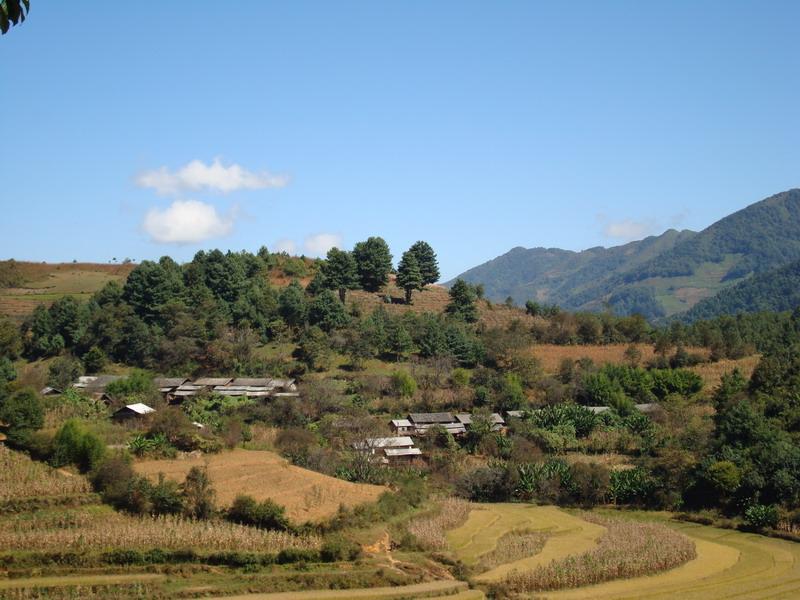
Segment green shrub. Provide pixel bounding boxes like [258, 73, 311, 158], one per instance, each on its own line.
[320, 534, 361, 561]
[744, 503, 779, 529]
[228, 494, 290, 531]
[390, 370, 417, 398]
[51, 419, 107, 472]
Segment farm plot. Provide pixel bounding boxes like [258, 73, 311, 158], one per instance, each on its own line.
[135, 449, 386, 523]
[446, 504, 605, 582]
[0, 445, 91, 502]
[542, 519, 800, 599]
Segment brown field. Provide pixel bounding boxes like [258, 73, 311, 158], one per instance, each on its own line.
[348, 279, 535, 330]
[688, 354, 760, 389]
[0, 262, 134, 319]
[134, 449, 386, 523]
[530, 344, 662, 372]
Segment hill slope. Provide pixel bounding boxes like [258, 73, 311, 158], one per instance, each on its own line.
[452, 189, 800, 319]
[681, 258, 800, 322]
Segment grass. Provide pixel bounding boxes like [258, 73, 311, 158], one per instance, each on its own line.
[0, 504, 320, 554]
[134, 448, 386, 523]
[0, 262, 134, 320]
[495, 513, 696, 594]
[0, 445, 92, 502]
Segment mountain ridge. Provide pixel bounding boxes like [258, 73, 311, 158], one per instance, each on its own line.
[450, 188, 800, 320]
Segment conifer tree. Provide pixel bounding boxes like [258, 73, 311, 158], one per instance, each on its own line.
[396, 251, 423, 304]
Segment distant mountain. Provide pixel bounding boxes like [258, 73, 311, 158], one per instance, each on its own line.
[682, 259, 800, 322]
[451, 189, 800, 320]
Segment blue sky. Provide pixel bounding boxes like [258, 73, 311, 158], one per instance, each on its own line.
[2, 1, 799, 280]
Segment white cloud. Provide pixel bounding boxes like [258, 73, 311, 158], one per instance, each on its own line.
[137, 159, 288, 195]
[273, 239, 298, 254]
[303, 233, 342, 257]
[603, 219, 654, 241]
[143, 199, 234, 244]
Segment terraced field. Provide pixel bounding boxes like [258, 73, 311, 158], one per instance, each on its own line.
[544, 518, 800, 599]
[446, 504, 605, 582]
[445, 504, 800, 599]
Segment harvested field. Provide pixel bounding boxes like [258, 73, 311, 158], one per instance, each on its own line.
[542, 516, 800, 599]
[446, 504, 605, 582]
[134, 449, 386, 523]
[0, 445, 91, 501]
[497, 513, 696, 593]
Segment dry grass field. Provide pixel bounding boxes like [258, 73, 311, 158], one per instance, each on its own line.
[134, 449, 386, 523]
[530, 344, 661, 372]
[0, 261, 134, 319]
[688, 354, 761, 389]
[348, 279, 536, 330]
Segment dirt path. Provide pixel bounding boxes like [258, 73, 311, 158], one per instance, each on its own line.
[208, 579, 469, 599]
[0, 573, 165, 589]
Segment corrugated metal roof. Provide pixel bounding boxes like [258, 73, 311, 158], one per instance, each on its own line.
[193, 377, 233, 386]
[384, 447, 422, 457]
[409, 412, 455, 424]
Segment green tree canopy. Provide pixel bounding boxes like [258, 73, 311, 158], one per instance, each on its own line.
[321, 248, 358, 302]
[396, 250, 423, 304]
[353, 237, 392, 292]
[408, 240, 440, 285]
[446, 279, 479, 322]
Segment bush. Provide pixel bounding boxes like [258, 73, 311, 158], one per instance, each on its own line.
[51, 419, 107, 472]
[47, 356, 84, 390]
[228, 494, 290, 531]
[320, 534, 361, 561]
[390, 370, 417, 398]
[0, 388, 44, 446]
[744, 504, 779, 529]
[181, 466, 216, 519]
[82, 346, 107, 373]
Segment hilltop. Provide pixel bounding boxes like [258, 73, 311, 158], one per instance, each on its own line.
[451, 189, 800, 320]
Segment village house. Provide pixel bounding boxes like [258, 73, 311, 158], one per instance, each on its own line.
[112, 403, 155, 422]
[355, 436, 422, 465]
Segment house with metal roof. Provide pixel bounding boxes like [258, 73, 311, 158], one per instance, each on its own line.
[112, 403, 155, 421]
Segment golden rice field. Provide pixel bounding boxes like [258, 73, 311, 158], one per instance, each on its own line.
[0, 445, 91, 501]
[0, 505, 319, 554]
[134, 449, 386, 523]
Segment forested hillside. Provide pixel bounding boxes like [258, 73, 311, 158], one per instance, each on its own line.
[682, 259, 800, 322]
[452, 189, 800, 320]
